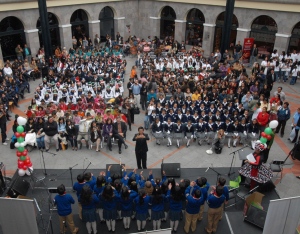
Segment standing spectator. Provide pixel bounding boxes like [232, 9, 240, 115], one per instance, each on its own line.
[273, 87, 286, 101]
[257, 107, 269, 132]
[266, 69, 275, 90]
[131, 79, 142, 108]
[15, 44, 23, 61]
[94, 34, 100, 50]
[184, 181, 203, 234]
[44, 115, 59, 151]
[290, 65, 299, 85]
[79, 185, 99, 234]
[249, 44, 258, 67]
[276, 102, 290, 137]
[133, 126, 149, 169]
[36, 117, 45, 149]
[291, 107, 300, 143]
[23, 44, 32, 62]
[234, 41, 242, 61]
[205, 186, 225, 234]
[54, 184, 79, 234]
[0, 104, 8, 145]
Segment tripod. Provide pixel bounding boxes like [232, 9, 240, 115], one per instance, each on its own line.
[227, 145, 249, 179]
[40, 150, 57, 176]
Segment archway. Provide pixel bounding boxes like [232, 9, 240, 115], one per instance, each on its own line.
[185, 8, 205, 46]
[70, 9, 89, 44]
[160, 6, 176, 39]
[250, 15, 277, 53]
[37, 12, 60, 52]
[213, 12, 238, 52]
[289, 21, 300, 53]
[0, 16, 25, 61]
[99, 6, 115, 42]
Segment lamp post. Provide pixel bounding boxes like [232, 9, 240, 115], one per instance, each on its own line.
[220, 0, 235, 55]
[37, 0, 52, 59]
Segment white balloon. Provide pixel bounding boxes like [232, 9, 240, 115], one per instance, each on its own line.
[20, 142, 26, 147]
[25, 169, 31, 176]
[18, 169, 26, 176]
[17, 117, 27, 126]
[15, 142, 20, 147]
[269, 120, 279, 129]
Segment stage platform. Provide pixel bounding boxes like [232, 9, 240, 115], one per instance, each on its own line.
[1, 167, 279, 234]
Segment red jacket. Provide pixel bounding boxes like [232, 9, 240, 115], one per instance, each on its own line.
[257, 112, 269, 127]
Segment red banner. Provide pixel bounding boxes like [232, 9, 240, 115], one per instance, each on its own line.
[242, 38, 255, 62]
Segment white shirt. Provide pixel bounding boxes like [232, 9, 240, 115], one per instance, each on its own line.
[252, 108, 262, 120]
[3, 66, 12, 75]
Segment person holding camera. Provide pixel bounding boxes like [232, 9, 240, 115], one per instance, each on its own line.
[54, 184, 79, 234]
[212, 129, 225, 154]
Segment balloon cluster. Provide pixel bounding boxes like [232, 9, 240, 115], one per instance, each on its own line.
[259, 120, 279, 144]
[15, 117, 33, 176]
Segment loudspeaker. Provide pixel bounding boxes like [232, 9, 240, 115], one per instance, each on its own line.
[244, 205, 267, 229]
[106, 164, 125, 179]
[161, 163, 181, 177]
[7, 176, 30, 198]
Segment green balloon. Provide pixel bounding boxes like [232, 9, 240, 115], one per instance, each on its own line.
[17, 137, 25, 143]
[260, 137, 267, 144]
[18, 147, 25, 152]
[264, 127, 273, 135]
[19, 156, 26, 161]
[17, 126, 24, 133]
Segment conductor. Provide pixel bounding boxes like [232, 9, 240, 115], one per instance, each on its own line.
[132, 126, 150, 169]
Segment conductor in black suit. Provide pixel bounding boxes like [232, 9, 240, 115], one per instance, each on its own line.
[133, 126, 150, 169]
[112, 115, 128, 154]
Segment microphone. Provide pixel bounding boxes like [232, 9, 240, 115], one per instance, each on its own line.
[205, 167, 210, 172]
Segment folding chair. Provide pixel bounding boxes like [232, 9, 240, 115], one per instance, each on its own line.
[269, 157, 289, 183]
[225, 176, 241, 208]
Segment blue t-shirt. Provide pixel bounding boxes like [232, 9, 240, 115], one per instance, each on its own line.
[185, 195, 203, 214]
[207, 194, 225, 209]
[134, 195, 151, 214]
[54, 194, 75, 216]
[73, 182, 86, 198]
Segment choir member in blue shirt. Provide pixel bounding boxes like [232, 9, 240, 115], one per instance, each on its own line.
[151, 186, 166, 230]
[73, 173, 86, 220]
[54, 184, 79, 234]
[79, 185, 99, 234]
[119, 186, 138, 230]
[134, 189, 152, 231]
[205, 186, 225, 234]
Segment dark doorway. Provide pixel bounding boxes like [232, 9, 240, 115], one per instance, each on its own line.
[99, 6, 115, 42]
[160, 6, 176, 39]
[288, 21, 300, 53]
[70, 9, 89, 44]
[185, 8, 205, 46]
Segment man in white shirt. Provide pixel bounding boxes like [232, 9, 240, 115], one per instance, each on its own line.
[3, 64, 13, 77]
[252, 102, 262, 120]
[274, 87, 286, 101]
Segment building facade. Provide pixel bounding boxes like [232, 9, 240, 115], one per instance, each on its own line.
[0, 0, 299, 60]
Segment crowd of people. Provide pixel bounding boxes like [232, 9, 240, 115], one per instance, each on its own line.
[1, 34, 300, 159]
[55, 167, 231, 234]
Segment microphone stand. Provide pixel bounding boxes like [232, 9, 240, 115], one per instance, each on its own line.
[227, 145, 249, 178]
[40, 150, 57, 176]
[208, 165, 225, 186]
[83, 162, 92, 174]
[69, 164, 78, 189]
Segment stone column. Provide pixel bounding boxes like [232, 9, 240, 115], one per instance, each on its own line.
[89, 20, 100, 40]
[0, 43, 3, 60]
[174, 20, 186, 43]
[202, 23, 216, 57]
[149, 17, 160, 39]
[24, 29, 40, 58]
[114, 17, 125, 40]
[59, 24, 72, 50]
[236, 28, 251, 45]
[274, 33, 291, 54]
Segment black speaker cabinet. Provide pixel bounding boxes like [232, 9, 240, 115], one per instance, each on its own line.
[244, 205, 267, 229]
[7, 176, 30, 198]
[161, 163, 181, 177]
[106, 164, 125, 179]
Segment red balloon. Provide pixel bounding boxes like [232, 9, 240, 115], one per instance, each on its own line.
[266, 135, 272, 140]
[18, 164, 23, 169]
[15, 132, 21, 138]
[21, 132, 26, 137]
[261, 132, 267, 138]
[22, 165, 28, 170]
[28, 162, 33, 167]
[18, 161, 24, 167]
[22, 151, 28, 156]
[25, 159, 31, 165]
[26, 156, 30, 160]
[16, 151, 22, 157]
